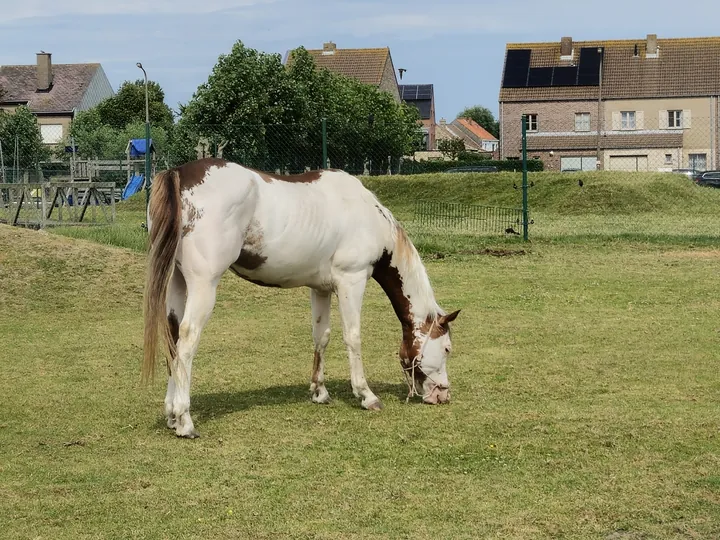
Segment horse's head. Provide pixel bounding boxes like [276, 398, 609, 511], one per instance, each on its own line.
[400, 309, 460, 405]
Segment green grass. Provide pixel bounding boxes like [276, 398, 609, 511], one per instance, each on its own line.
[2, 215, 720, 538]
[45, 170, 720, 251]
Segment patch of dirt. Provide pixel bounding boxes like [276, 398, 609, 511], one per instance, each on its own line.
[463, 248, 528, 257]
[661, 250, 720, 259]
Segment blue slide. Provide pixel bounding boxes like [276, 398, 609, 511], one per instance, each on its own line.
[122, 174, 145, 200]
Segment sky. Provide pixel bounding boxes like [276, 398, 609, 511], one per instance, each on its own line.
[1, 0, 719, 121]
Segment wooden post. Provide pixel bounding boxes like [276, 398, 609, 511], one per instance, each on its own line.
[40, 184, 47, 228]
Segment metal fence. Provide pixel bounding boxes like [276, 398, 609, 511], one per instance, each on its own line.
[413, 201, 525, 236]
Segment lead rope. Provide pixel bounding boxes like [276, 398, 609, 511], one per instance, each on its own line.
[401, 318, 445, 403]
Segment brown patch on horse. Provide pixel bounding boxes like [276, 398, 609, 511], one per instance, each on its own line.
[372, 249, 423, 377]
[181, 202, 203, 237]
[235, 250, 267, 270]
[234, 219, 267, 270]
[254, 169, 324, 184]
[175, 157, 228, 192]
[311, 350, 322, 384]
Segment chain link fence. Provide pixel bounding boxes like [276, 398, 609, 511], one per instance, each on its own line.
[1, 115, 719, 242]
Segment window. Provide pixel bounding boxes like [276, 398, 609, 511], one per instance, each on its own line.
[575, 112, 591, 132]
[665, 153, 673, 164]
[40, 124, 63, 144]
[525, 114, 538, 132]
[689, 153, 707, 171]
[668, 110, 682, 128]
[621, 111, 635, 130]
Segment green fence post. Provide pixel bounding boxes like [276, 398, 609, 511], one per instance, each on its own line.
[521, 114, 529, 241]
[322, 117, 328, 169]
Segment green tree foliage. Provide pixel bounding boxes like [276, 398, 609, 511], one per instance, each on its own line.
[0, 106, 50, 169]
[457, 105, 499, 139]
[60, 109, 171, 161]
[437, 137, 466, 160]
[172, 41, 422, 173]
[96, 80, 175, 132]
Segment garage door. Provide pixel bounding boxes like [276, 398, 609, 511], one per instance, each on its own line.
[561, 156, 597, 171]
[609, 155, 649, 172]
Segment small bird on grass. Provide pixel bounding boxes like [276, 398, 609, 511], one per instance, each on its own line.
[578, 179, 584, 187]
[505, 227, 520, 236]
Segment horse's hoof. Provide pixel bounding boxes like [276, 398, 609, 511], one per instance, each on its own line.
[176, 429, 200, 439]
[311, 387, 331, 404]
[364, 399, 384, 411]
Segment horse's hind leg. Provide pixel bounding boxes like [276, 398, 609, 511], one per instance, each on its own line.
[165, 267, 187, 430]
[170, 274, 219, 438]
[310, 289, 331, 404]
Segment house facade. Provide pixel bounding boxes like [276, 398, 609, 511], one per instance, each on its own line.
[0, 52, 114, 145]
[498, 35, 720, 172]
[399, 84, 436, 149]
[286, 42, 401, 102]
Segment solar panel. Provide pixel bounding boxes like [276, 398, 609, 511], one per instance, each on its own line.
[577, 47, 602, 86]
[552, 66, 578, 86]
[528, 67, 553, 87]
[400, 85, 433, 100]
[502, 49, 531, 88]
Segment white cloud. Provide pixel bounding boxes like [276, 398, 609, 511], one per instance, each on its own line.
[0, 0, 275, 23]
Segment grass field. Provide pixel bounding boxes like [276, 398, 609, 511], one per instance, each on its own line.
[2, 170, 720, 539]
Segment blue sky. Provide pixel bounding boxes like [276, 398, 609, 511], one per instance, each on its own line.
[1, 0, 718, 121]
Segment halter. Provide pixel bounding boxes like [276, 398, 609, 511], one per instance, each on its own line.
[401, 317, 448, 403]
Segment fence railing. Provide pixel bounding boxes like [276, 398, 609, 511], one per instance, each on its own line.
[413, 200, 526, 236]
[0, 182, 117, 228]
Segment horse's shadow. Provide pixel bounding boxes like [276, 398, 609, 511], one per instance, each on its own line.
[156, 380, 410, 428]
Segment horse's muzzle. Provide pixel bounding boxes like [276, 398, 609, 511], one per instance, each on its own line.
[423, 386, 450, 405]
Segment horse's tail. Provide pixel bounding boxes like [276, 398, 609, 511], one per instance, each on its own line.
[142, 168, 182, 385]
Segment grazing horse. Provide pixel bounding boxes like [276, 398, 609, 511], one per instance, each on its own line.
[143, 157, 460, 438]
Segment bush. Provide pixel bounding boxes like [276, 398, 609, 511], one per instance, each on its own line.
[398, 157, 544, 175]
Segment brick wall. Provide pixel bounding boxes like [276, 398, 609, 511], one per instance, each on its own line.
[500, 100, 599, 159]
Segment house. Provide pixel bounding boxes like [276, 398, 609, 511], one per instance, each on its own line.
[434, 118, 498, 157]
[399, 84, 436, 150]
[498, 34, 720, 172]
[0, 52, 114, 145]
[285, 41, 401, 102]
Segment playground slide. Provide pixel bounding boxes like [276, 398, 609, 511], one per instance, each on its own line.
[122, 174, 145, 200]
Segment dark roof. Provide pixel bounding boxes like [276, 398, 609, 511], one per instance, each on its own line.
[499, 36, 720, 102]
[399, 84, 433, 119]
[526, 132, 684, 151]
[287, 46, 393, 87]
[399, 84, 433, 100]
[0, 63, 101, 113]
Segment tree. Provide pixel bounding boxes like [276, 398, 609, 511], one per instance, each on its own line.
[96, 79, 175, 132]
[437, 137, 466, 160]
[457, 105, 499, 139]
[0, 105, 50, 169]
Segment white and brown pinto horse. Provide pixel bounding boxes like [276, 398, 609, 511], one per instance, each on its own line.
[143, 157, 460, 438]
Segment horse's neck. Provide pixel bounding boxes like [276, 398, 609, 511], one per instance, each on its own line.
[372, 229, 440, 336]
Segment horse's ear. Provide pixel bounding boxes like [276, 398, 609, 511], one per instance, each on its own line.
[439, 309, 461, 325]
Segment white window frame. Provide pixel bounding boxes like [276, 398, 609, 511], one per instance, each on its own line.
[40, 124, 64, 144]
[574, 112, 591, 132]
[525, 114, 538, 132]
[668, 110, 682, 129]
[620, 111, 636, 130]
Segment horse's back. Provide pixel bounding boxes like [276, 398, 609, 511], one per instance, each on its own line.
[178, 160, 395, 289]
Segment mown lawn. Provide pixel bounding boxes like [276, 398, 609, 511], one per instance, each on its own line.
[1, 219, 719, 539]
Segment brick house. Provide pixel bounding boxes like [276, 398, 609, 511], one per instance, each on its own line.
[498, 34, 720, 172]
[0, 52, 114, 146]
[286, 41, 400, 102]
[399, 84, 435, 149]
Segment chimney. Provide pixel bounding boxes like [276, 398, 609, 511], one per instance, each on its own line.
[439, 117, 446, 126]
[560, 36, 573, 57]
[322, 41, 336, 55]
[36, 52, 53, 91]
[646, 34, 658, 57]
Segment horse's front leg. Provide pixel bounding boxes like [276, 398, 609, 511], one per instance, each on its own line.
[335, 274, 382, 410]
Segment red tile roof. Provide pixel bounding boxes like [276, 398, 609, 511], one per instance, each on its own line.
[287, 45, 392, 87]
[455, 118, 498, 141]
